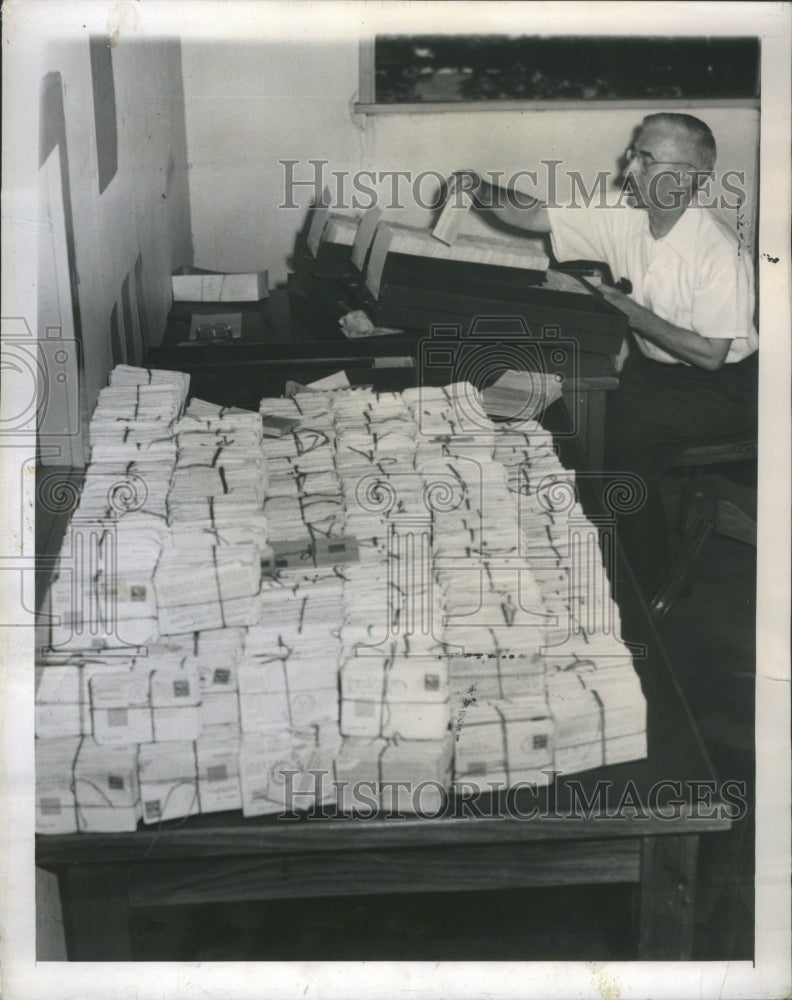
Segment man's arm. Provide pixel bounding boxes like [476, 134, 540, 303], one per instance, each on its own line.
[597, 284, 733, 371]
[450, 171, 551, 233]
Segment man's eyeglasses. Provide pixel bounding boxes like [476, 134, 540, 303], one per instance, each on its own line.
[625, 147, 694, 173]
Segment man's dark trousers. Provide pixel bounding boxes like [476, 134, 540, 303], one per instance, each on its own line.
[603, 347, 759, 597]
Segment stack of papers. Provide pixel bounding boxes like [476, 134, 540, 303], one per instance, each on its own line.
[239, 727, 338, 817]
[88, 368, 187, 464]
[153, 543, 261, 635]
[138, 741, 199, 824]
[238, 651, 340, 733]
[195, 725, 243, 813]
[36, 371, 648, 836]
[35, 736, 82, 834]
[74, 738, 142, 832]
[547, 664, 647, 770]
[339, 647, 451, 742]
[49, 513, 168, 651]
[90, 667, 153, 746]
[35, 664, 82, 739]
[332, 733, 453, 814]
[47, 364, 188, 653]
[454, 697, 555, 791]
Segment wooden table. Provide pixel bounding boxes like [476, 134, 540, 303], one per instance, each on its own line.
[36, 405, 731, 961]
[36, 618, 731, 962]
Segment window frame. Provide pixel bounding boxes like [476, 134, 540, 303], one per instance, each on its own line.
[355, 37, 761, 114]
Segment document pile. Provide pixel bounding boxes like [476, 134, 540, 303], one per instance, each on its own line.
[240, 624, 340, 733]
[453, 420, 647, 788]
[73, 738, 142, 832]
[153, 401, 267, 635]
[36, 736, 82, 834]
[139, 741, 200, 824]
[332, 387, 487, 809]
[239, 723, 342, 816]
[196, 725, 242, 813]
[48, 365, 188, 652]
[153, 543, 261, 636]
[259, 394, 342, 546]
[333, 732, 454, 815]
[36, 369, 647, 835]
[88, 364, 188, 463]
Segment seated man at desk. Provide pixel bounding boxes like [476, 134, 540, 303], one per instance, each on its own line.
[452, 113, 759, 597]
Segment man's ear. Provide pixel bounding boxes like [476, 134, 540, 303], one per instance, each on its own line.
[690, 168, 714, 196]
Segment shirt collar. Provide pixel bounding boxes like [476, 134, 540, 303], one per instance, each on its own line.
[647, 206, 701, 266]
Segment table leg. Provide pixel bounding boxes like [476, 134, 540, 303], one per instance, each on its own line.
[562, 387, 607, 471]
[58, 863, 135, 961]
[583, 389, 607, 472]
[637, 834, 699, 959]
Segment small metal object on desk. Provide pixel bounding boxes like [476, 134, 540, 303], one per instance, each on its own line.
[195, 323, 234, 342]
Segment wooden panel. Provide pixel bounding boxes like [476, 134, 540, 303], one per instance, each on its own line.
[637, 834, 699, 959]
[37, 804, 732, 868]
[127, 838, 641, 909]
[58, 863, 134, 961]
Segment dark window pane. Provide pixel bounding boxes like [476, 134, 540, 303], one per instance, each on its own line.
[374, 36, 760, 103]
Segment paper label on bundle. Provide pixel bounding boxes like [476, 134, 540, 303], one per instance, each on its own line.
[141, 781, 199, 824]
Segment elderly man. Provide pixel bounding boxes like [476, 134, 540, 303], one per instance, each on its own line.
[452, 112, 759, 598]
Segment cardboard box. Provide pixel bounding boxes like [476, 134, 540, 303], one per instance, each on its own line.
[171, 266, 269, 302]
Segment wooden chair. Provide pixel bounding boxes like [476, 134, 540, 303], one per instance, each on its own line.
[651, 433, 757, 621]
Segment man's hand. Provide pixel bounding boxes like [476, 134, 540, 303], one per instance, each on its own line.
[445, 170, 486, 210]
[447, 170, 483, 199]
[597, 284, 733, 371]
[596, 283, 637, 315]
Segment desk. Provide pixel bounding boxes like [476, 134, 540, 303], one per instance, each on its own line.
[153, 289, 619, 469]
[36, 411, 730, 962]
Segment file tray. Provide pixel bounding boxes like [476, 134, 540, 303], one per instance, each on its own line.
[366, 266, 628, 355]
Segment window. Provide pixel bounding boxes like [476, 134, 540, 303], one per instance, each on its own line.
[358, 35, 760, 110]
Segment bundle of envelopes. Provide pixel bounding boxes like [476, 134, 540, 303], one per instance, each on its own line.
[37, 370, 646, 834]
[88, 364, 188, 464]
[48, 364, 188, 652]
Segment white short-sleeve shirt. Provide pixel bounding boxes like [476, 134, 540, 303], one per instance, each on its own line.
[547, 203, 759, 365]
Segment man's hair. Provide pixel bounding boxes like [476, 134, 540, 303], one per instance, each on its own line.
[642, 113, 717, 174]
